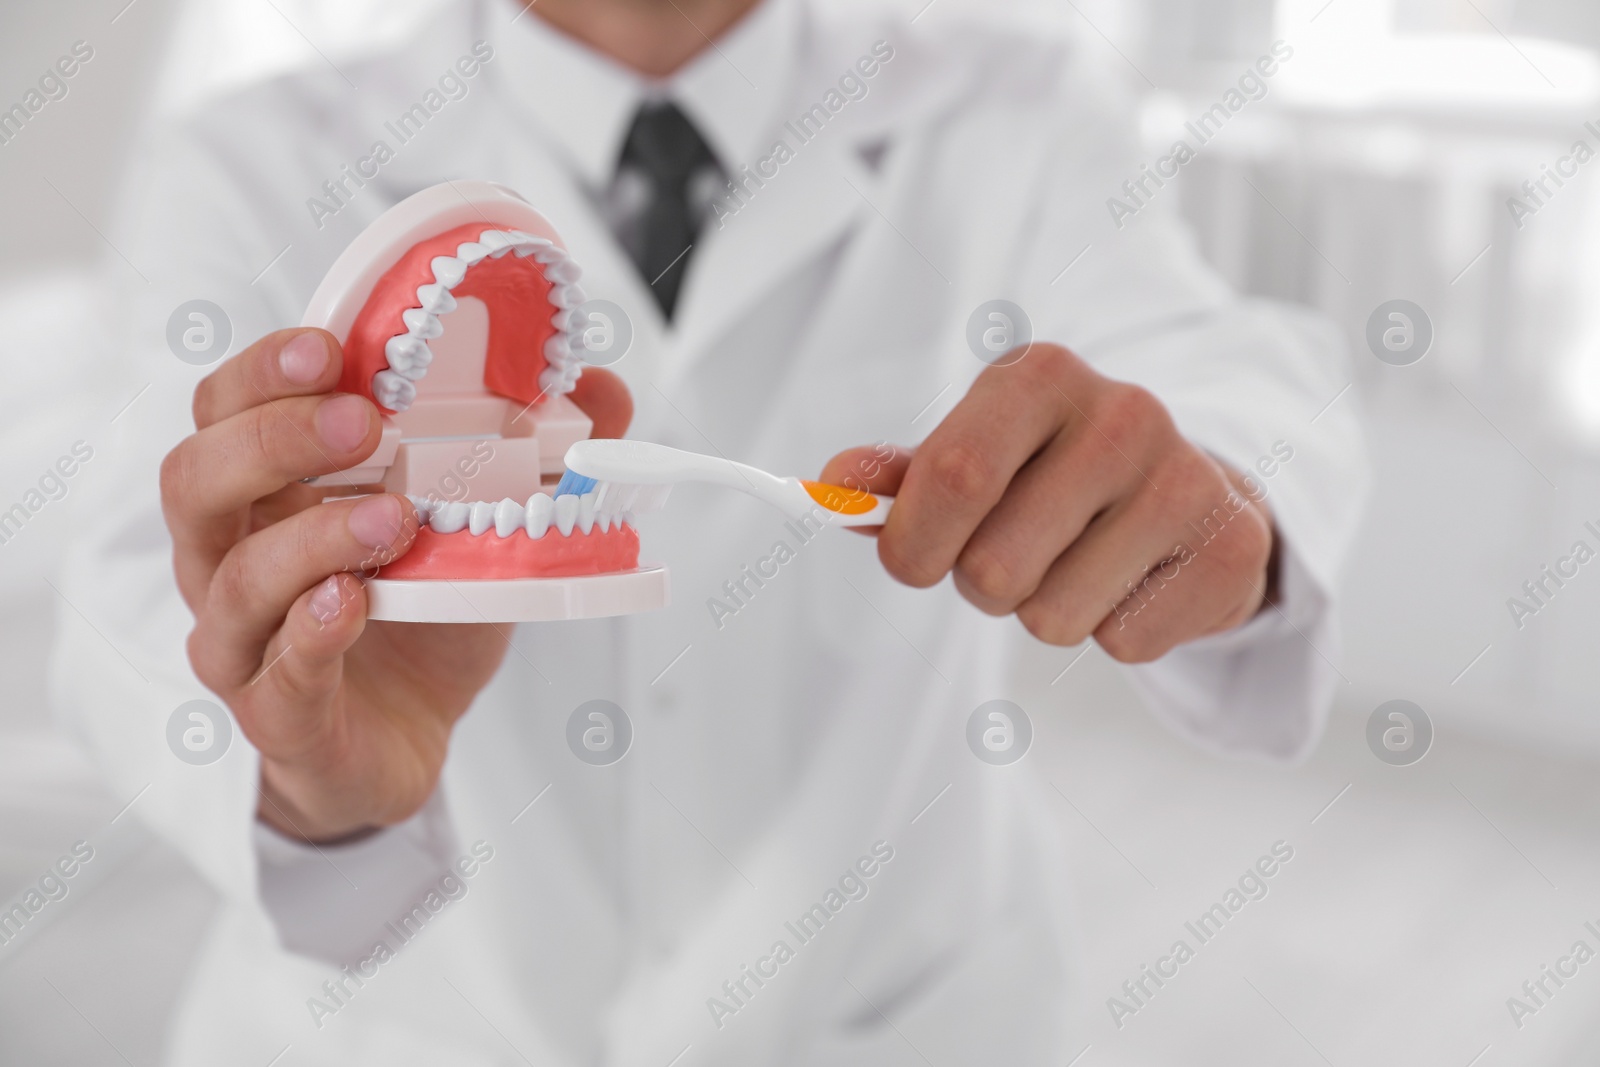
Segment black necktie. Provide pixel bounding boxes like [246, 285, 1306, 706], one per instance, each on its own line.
[615, 101, 719, 321]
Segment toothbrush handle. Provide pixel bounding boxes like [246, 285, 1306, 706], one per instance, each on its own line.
[792, 479, 894, 527]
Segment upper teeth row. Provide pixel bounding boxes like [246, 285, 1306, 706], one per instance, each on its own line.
[408, 491, 626, 538]
[375, 229, 590, 412]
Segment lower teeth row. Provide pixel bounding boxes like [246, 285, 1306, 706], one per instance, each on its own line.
[408, 491, 621, 538]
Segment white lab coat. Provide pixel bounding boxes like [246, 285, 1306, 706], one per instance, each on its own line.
[50, 1, 1364, 1063]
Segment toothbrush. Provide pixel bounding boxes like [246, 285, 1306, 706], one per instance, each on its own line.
[558, 439, 895, 527]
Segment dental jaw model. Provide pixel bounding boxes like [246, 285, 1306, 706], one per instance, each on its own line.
[303, 180, 668, 622]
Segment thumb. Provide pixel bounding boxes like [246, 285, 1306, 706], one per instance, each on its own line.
[569, 367, 633, 440]
[817, 443, 912, 535]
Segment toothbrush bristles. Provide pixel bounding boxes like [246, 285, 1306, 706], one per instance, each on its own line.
[554, 469, 598, 497]
[546, 466, 677, 525]
[588, 480, 672, 521]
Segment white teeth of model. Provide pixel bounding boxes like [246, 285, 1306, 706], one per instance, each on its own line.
[468, 500, 496, 535]
[479, 230, 513, 257]
[431, 501, 469, 533]
[524, 492, 553, 538]
[455, 241, 490, 266]
[552, 307, 586, 332]
[508, 231, 552, 256]
[545, 259, 581, 284]
[553, 493, 579, 536]
[415, 283, 457, 315]
[544, 335, 574, 366]
[407, 495, 434, 523]
[430, 255, 466, 287]
[493, 497, 522, 537]
[532, 245, 566, 265]
[551, 284, 586, 309]
[373, 370, 416, 410]
[539, 367, 575, 395]
[577, 491, 597, 534]
[385, 335, 433, 379]
[401, 308, 443, 339]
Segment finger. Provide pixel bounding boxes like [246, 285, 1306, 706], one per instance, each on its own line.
[162, 393, 382, 601]
[818, 443, 911, 493]
[191, 494, 418, 690]
[1015, 455, 1263, 649]
[878, 352, 1075, 587]
[192, 329, 344, 430]
[1012, 489, 1182, 646]
[950, 425, 1148, 614]
[817, 443, 912, 535]
[569, 367, 633, 440]
[228, 573, 368, 760]
[249, 481, 389, 532]
[1092, 507, 1271, 663]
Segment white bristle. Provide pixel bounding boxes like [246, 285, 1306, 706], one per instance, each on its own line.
[587, 481, 671, 523]
[637, 484, 673, 512]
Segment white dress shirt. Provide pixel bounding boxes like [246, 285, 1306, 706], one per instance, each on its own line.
[51, 1, 1366, 1063]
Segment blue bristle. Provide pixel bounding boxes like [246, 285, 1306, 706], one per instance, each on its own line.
[554, 469, 597, 498]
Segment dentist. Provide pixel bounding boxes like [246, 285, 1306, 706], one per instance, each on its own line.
[54, 0, 1364, 1063]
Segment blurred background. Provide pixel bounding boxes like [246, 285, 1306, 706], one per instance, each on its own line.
[6, 0, 1600, 1062]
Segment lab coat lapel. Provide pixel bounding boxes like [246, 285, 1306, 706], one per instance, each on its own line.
[663, 132, 876, 386]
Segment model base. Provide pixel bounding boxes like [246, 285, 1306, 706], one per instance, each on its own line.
[365, 565, 669, 623]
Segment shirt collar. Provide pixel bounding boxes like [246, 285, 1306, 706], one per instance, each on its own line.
[489, 0, 799, 189]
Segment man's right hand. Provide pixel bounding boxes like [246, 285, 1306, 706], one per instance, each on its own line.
[160, 328, 631, 843]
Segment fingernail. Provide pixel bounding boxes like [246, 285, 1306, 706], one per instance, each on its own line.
[309, 575, 343, 623]
[279, 332, 329, 384]
[315, 394, 371, 453]
[349, 495, 403, 551]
